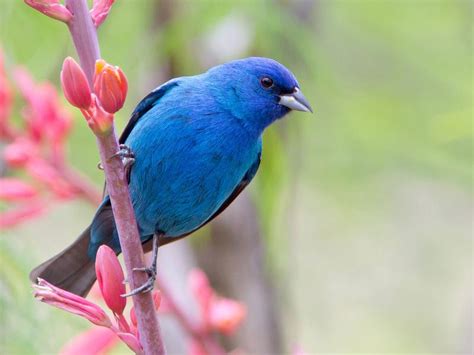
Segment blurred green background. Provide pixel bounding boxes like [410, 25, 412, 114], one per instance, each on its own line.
[1, 0, 472, 354]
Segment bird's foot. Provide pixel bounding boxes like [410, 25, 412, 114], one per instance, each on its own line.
[109, 144, 136, 169]
[97, 144, 135, 171]
[121, 266, 156, 297]
[121, 234, 160, 297]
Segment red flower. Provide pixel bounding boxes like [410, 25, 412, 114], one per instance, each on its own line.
[209, 298, 247, 335]
[14, 67, 72, 149]
[0, 200, 46, 229]
[95, 245, 127, 315]
[188, 268, 246, 335]
[0, 48, 13, 138]
[0, 178, 38, 201]
[93, 59, 127, 114]
[189, 268, 213, 326]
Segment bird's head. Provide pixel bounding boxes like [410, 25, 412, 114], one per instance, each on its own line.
[206, 57, 312, 136]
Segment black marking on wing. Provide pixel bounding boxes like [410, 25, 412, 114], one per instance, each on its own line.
[102, 79, 181, 196]
[119, 79, 181, 144]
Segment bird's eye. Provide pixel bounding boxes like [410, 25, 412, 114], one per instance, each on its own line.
[260, 77, 274, 89]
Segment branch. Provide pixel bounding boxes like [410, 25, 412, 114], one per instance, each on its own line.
[63, 0, 165, 353]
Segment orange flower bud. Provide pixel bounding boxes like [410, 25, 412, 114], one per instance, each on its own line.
[93, 59, 127, 114]
[60, 57, 92, 110]
[95, 245, 126, 315]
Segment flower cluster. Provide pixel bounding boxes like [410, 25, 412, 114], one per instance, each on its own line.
[187, 269, 247, 336]
[33, 244, 246, 354]
[0, 49, 101, 229]
[34, 245, 155, 354]
[61, 57, 127, 136]
[25, 0, 115, 28]
[159, 269, 247, 354]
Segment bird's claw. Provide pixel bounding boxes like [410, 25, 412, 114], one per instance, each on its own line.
[98, 144, 135, 171]
[121, 266, 156, 297]
[109, 144, 136, 168]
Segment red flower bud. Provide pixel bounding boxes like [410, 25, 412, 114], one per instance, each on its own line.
[60, 57, 92, 110]
[95, 245, 126, 315]
[93, 59, 127, 114]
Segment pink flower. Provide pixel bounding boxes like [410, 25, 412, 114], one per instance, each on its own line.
[60, 57, 92, 110]
[116, 332, 144, 354]
[14, 67, 72, 148]
[3, 138, 37, 167]
[189, 268, 213, 325]
[0, 48, 13, 138]
[24, 0, 73, 23]
[209, 298, 246, 335]
[90, 0, 115, 28]
[60, 327, 118, 355]
[93, 59, 127, 114]
[187, 340, 207, 355]
[188, 268, 247, 335]
[33, 278, 113, 327]
[95, 245, 126, 315]
[0, 178, 38, 201]
[0, 200, 46, 229]
[25, 158, 76, 199]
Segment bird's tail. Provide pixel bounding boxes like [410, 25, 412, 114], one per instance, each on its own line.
[29, 226, 96, 297]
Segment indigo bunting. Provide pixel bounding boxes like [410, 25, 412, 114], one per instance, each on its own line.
[30, 57, 312, 296]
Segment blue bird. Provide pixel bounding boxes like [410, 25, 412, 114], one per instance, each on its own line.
[30, 57, 312, 296]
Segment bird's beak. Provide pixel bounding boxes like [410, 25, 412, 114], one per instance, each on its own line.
[279, 87, 313, 113]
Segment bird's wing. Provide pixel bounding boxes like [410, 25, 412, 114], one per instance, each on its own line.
[157, 146, 262, 247]
[119, 78, 182, 144]
[101, 78, 182, 196]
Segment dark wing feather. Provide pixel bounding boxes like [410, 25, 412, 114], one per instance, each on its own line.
[119, 79, 181, 144]
[102, 79, 181, 194]
[156, 150, 262, 247]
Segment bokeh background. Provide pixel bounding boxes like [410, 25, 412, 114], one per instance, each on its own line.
[1, 0, 472, 354]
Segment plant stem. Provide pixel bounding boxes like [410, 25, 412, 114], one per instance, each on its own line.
[64, 0, 165, 353]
